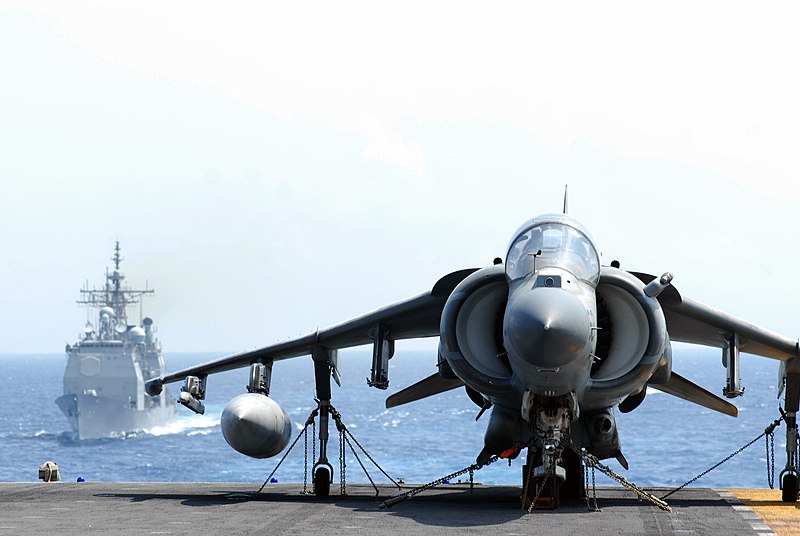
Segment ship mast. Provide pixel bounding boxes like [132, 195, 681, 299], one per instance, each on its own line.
[77, 242, 154, 327]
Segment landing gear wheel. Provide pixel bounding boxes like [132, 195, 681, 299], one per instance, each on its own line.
[314, 466, 331, 497]
[781, 472, 798, 503]
[560, 448, 583, 502]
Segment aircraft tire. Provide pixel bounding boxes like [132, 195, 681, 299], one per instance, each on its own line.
[314, 466, 331, 497]
[781, 473, 798, 503]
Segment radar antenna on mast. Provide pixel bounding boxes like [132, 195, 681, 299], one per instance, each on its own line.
[112, 241, 123, 271]
[77, 242, 154, 325]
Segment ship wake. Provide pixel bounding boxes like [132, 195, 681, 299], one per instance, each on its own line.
[145, 413, 219, 437]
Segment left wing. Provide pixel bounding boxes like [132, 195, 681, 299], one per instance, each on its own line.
[632, 272, 799, 361]
[148, 269, 478, 388]
[625, 271, 799, 419]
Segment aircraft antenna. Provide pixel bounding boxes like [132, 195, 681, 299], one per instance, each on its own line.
[563, 185, 569, 214]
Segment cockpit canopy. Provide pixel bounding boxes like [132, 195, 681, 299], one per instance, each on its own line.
[505, 215, 600, 285]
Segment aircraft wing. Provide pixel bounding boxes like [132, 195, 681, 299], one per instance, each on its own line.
[153, 268, 479, 386]
[632, 272, 799, 361]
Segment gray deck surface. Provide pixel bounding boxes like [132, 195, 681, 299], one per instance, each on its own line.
[0, 482, 766, 535]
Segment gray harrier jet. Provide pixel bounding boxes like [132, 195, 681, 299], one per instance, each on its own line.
[146, 212, 800, 506]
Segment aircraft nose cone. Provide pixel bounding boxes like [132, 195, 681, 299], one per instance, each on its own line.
[503, 288, 590, 369]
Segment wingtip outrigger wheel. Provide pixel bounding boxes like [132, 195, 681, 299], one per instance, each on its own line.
[312, 347, 337, 497]
[778, 407, 799, 502]
[313, 462, 333, 497]
[780, 470, 798, 503]
[779, 367, 800, 502]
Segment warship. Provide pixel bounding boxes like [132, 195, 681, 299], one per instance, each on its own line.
[56, 243, 176, 439]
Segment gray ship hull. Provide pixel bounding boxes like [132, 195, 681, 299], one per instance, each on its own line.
[56, 392, 177, 440]
[59, 242, 176, 440]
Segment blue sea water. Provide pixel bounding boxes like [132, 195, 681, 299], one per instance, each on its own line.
[0, 347, 789, 490]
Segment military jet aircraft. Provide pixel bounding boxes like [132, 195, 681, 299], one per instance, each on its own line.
[146, 212, 800, 506]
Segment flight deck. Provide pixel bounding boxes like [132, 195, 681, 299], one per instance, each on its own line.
[1, 483, 797, 535]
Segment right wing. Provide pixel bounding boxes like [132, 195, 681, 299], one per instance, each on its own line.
[147, 268, 479, 389]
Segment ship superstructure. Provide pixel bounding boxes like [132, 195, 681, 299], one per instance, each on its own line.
[56, 243, 176, 439]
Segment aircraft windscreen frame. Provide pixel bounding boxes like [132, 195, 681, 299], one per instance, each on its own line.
[505, 221, 600, 285]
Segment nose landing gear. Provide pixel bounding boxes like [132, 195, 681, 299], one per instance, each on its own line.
[521, 394, 579, 510]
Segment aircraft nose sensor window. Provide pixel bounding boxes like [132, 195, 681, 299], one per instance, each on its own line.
[506, 223, 600, 284]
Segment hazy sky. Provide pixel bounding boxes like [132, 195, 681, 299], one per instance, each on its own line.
[2, 2, 799, 357]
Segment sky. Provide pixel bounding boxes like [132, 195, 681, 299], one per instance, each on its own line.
[1, 2, 799, 357]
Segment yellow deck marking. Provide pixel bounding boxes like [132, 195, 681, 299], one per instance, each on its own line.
[728, 488, 800, 536]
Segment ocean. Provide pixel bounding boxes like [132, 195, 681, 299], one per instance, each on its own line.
[0, 347, 789, 490]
